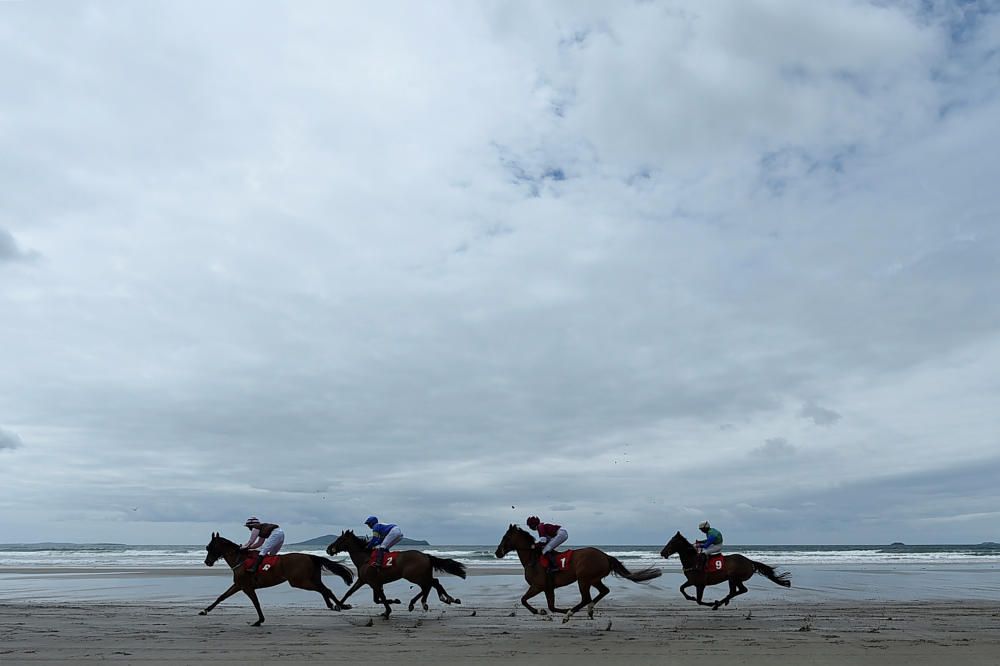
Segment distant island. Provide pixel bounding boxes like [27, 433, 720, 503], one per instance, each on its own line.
[888, 542, 906, 546]
[291, 535, 430, 547]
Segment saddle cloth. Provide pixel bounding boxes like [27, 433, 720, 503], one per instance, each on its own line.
[705, 554, 725, 573]
[540, 550, 574, 571]
[369, 550, 398, 567]
[243, 554, 280, 572]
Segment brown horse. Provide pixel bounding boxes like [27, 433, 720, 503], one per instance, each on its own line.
[326, 530, 465, 619]
[494, 524, 662, 623]
[199, 532, 354, 626]
[660, 531, 790, 610]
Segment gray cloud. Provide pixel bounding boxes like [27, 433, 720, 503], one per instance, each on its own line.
[0, 228, 37, 263]
[1, 2, 999, 544]
[800, 403, 842, 426]
[755, 438, 796, 458]
[0, 427, 23, 452]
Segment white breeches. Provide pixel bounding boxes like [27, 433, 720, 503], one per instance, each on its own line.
[698, 543, 722, 556]
[379, 526, 403, 551]
[541, 528, 568, 554]
[259, 529, 285, 555]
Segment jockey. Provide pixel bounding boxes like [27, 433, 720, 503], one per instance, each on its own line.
[695, 520, 723, 570]
[241, 517, 284, 573]
[526, 516, 567, 571]
[364, 516, 403, 568]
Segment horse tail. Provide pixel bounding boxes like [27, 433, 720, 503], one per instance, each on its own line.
[752, 560, 791, 587]
[429, 555, 467, 579]
[609, 556, 662, 583]
[310, 555, 354, 585]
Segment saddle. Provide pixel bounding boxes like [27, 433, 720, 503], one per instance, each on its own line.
[540, 550, 574, 571]
[704, 554, 725, 573]
[368, 550, 398, 568]
[242, 554, 280, 572]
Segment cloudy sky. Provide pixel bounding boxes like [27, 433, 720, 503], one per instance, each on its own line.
[1, 1, 998, 546]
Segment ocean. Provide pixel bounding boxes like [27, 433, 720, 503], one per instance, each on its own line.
[3, 543, 998, 605]
[2, 542, 999, 569]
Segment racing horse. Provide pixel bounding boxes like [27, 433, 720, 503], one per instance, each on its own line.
[199, 532, 354, 626]
[660, 531, 790, 609]
[495, 524, 662, 623]
[326, 530, 465, 619]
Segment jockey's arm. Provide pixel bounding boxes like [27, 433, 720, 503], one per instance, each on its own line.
[242, 528, 261, 550]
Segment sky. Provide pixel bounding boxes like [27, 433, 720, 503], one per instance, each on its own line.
[1, 1, 999, 546]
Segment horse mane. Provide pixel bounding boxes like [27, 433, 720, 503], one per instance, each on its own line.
[341, 529, 370, 550]
[671, 532, 696, 552]
[213, 534, 239, 549]
[508, 524, 536, 543]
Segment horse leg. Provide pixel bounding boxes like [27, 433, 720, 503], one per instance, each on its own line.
[544, 583, 569, 615]
[374, 583, 392, 619]
[588, 581, 610, 619]
[244, 588, 266, 626]
[432, 577, 460, 605]
[712, 579, 740, 610]
[318, 580, 349, 611]
[288, 571, 345, 611]
[563, 579, 594, 624]
[695, 585, 714, 608]
[520, 584, 546, 615]
[199, 583, 240, 615]
[407, 584, 429, 612]
[340, 578, 368, 605]
[679, 580, 698, 602]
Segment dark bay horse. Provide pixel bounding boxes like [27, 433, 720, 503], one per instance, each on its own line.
[326, 530, 465, 618]
[660, 531, 790, 610]
[495, 524, 662, 623]
[200, 532, 354, 626]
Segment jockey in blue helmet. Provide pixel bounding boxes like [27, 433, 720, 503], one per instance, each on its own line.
[364, 516, 403, 567]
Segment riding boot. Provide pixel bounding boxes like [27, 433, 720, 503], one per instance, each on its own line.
[547, 552, 560, 572]
[696, 552, 707, 572]
[373, 548, 384, 568]
[247, 553, 264, 574]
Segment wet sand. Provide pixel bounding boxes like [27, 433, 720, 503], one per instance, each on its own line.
[2, 566, 999, 664]
[3, 598, 999, 665]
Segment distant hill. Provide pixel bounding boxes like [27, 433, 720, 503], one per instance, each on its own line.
[291, 535, 429, 547]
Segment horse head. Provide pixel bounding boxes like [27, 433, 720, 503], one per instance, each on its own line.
[495, 524, 534, 558]
[204, 531, 233, 567]
[327, 529, 365, 556]
[660, 531, 691, 559]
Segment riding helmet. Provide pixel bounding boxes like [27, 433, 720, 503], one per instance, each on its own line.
[364, 516, 378, 527]
[698, 521, 710, 530]
[245, 516, 261, 527]
[526, 516, 540, 529]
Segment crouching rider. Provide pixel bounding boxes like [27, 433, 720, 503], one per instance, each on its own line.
[241, 517, 284, 573]
[364, 516, 403, 568]
[526, 516, 567, 572]
[695, 520, 723, 571]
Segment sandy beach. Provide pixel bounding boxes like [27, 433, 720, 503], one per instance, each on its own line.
[3, 598, 999, 665]
[2, 566, 998, 665]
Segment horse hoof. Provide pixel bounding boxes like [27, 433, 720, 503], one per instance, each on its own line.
[562, 612, 574, 624]
[408, 605, 415, 612]
[422, 604, 429, 612]
[454, 599, 461, 604]
[250, 621, 263, 626]
[198, 611, 207, 616]
[539, 609, 547, 616]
